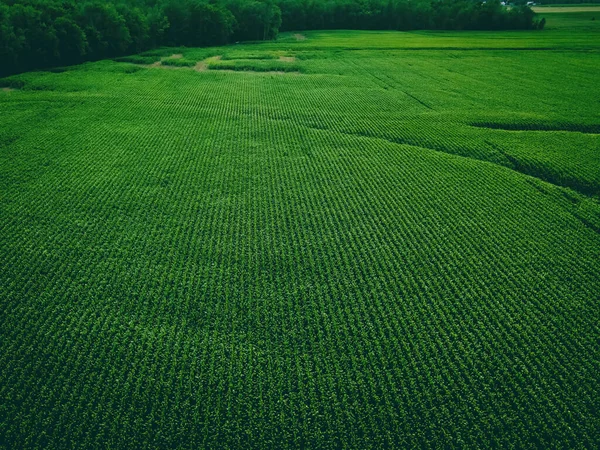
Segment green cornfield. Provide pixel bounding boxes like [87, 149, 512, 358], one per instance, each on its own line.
[1, 11, 599, 449]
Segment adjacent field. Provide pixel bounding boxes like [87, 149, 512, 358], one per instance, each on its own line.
[1, 12, 599, 449]
[533, 5, 600, 13]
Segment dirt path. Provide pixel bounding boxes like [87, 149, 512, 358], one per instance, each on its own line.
[145, 55, 300, 74]
[143, 54, 191, 69]
[195, 56, 222, 72]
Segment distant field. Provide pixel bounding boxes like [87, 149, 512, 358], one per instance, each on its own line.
[1, 11, 599, 450]
[533, 5, 600, 12]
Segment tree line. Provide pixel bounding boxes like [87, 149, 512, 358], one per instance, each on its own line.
[1, 0, 543, 76]
[278, 0, 541, 33]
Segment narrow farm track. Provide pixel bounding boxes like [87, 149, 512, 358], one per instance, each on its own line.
[1, 29, 600, 448]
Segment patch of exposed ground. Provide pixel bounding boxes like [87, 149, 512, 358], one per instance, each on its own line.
[293, 33, 306, 41]
[196, 56, 222, 71]
[145, 55, 300, 75]
[144, 53, 187, 69]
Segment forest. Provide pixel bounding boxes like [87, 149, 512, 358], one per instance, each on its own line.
[1, 0, 543, 76]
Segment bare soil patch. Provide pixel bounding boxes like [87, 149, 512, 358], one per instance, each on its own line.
[145, 54, 185, 68]
[293, 34, 307, 41]
[144, 55, 226, 72]
[194, 56, 222, 72]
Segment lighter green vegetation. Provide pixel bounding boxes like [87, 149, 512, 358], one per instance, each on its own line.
[1, 11, 599, 449]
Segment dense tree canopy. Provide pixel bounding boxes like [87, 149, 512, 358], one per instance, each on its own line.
[0, 0, 543, 76]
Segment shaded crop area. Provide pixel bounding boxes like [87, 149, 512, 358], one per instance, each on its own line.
[1, 25, 600, 449]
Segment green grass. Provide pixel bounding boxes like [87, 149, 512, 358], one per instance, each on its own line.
[114, 54, 162, 65]
[220, 52, 280, 60]
[207, 59, 301, 72]
[160, 58, 197, 68]
[1, 12, 599, 449]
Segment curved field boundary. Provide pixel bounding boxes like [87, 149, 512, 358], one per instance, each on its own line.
[470, 122, 600, 134]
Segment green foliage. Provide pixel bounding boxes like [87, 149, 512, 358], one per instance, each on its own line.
[53, 16, 88, 63]
[226, 0, 282, 40]
[160, 56, 196, 66]
[208, 59, 299, 71]
[1, 21, 599, 449]
[78, 2, 132, 58]
[114, 53, 160, 64]
[277, 0, 541, 32]
[220, 51, 278, 59]
[163, 0, 237, 46]
[117, 5, 150, 53]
